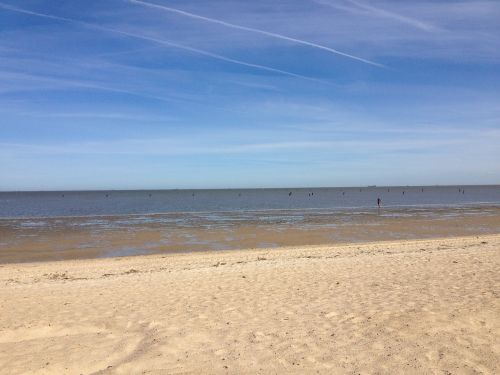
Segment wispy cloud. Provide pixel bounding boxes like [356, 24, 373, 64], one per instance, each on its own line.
[30, 112, 177, 122]
[314, 0, 438, 32]
[0, 69, 272, 116]
[0, 70, 183, 103]
[127, 0, 383, 67]
[0, 135, 475, 158]
[0, 2, 323, 83]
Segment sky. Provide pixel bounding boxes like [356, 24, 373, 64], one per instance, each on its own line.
[0, 0, 499, 191]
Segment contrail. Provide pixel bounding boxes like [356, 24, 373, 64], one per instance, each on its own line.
[127, 0, 383, 67]
[108, 31, 326, 83]
[346, 0, 437, 32]
[0, 2, 323, 83]
[315, 0, 437, 32]
[0, 2, 80, 26]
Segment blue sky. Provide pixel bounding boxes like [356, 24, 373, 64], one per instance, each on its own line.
[0, 0, 499, 190]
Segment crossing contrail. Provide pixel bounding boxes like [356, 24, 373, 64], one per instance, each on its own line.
[0, 2, 324, 83]
[127, 0, 383, 67]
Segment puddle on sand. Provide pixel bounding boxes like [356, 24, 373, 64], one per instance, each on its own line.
[101, 247, 153, 258]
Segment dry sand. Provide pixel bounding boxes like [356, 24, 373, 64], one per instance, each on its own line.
[0, 235, 499, 374]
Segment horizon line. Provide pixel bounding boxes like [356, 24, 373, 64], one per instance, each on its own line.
[1, 183, 498, 193]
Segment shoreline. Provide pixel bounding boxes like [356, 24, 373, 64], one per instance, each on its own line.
[2, 204, 500, 263]
[1, 233, 498, 267]
[1, 234, 499, 373]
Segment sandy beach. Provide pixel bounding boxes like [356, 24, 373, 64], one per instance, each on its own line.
[1, 234, 499, 374]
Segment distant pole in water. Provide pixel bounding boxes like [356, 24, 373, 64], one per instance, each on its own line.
[402, 191, 405, 195]
[377, 197, 381, 208]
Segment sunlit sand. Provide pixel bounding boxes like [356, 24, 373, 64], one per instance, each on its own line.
[1, 235, 499, 374]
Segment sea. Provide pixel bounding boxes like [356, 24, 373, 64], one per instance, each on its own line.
[2, 185, 500, 262]
[1, 185, 499, 219]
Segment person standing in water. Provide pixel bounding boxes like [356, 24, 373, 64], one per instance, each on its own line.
[377, 197, 381, 208]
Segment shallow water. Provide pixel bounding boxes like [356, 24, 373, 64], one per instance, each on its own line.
[1, 186, 499, 263]
[1, 204, 499, 263]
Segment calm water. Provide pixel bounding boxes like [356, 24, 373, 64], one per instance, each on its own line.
[1, 185, 499, 219]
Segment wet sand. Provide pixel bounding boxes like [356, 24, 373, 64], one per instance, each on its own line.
[1, 205, 500, 263]
[0, 235, 499, 374]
